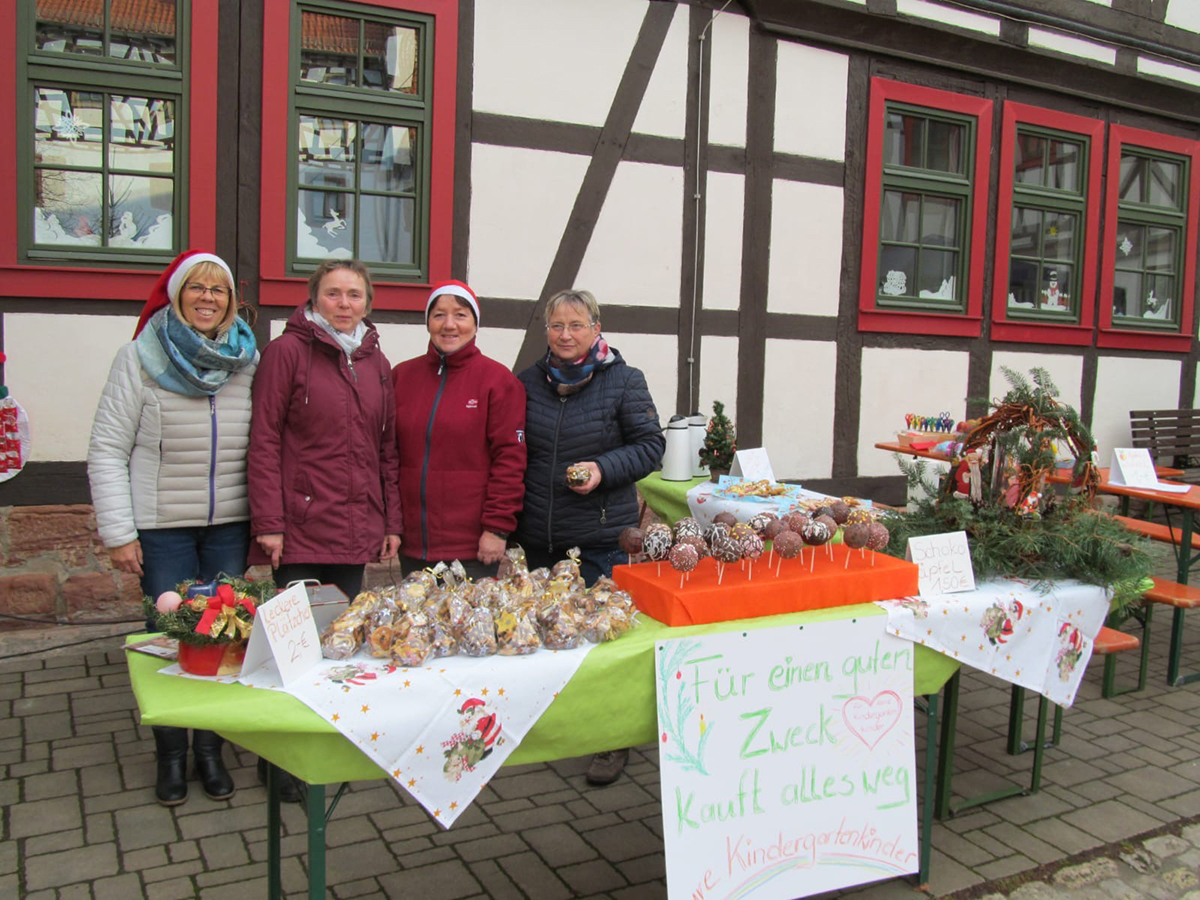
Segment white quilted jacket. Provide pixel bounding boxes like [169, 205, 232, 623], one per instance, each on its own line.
[87, 342, 257, 548]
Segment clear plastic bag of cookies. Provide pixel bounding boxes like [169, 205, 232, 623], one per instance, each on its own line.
[459, 607, 498, 658]
[496, 546, 528, 580]
[496, 610, 541, 656]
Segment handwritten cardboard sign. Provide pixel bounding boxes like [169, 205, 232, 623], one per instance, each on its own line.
[1110, 448, 1191, 493]
[729, 447, 776, 483]
[239, 582, 322, 686]
[656, 619, 918, 900]
[905, 531, 976, 596]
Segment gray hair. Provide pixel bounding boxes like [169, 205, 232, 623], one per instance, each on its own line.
[544, 289, 600, 325]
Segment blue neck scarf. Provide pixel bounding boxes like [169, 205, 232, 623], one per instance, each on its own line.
[136, 306, 257, 397]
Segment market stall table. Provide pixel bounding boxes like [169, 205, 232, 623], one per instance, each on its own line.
[127, 606, 960, 898]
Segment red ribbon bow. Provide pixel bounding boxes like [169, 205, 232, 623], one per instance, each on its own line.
[193, 584, 257, 637]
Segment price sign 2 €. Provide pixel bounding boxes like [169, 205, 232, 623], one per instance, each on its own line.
[239, 582, 323, 686]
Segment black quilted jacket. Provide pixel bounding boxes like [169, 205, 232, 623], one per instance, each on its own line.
[515, 349, 665, 553]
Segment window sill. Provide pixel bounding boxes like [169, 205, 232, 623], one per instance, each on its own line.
[1096, 327, 1193, 353]
[858, 307, 982, 337]
[991, 320, 1093, 346]
[0, 263, 160, 301]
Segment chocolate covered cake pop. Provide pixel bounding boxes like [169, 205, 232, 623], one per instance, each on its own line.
[669, 543, 699, 587]
[618, 526, 644, 556]
[772, 529, 803, 575]
[674, 517, 705, 542]
[747, 512, 775, 534]
[842, 522, 870, 550]
[730, 522, 755, 543]
[678, 534, 709, 559]
[866, 522, 890, 552]
[713, 511, 737, 528]
[762, 517, 787, 541]
[643, 523, 673, 562]
[784, 512, 810, 533]
[828, 501, 852, 525]
[800, 519, 832, 546]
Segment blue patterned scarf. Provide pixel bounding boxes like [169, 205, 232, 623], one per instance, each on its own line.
[136, 306, 257, 396]
[545, 334, 612, 395]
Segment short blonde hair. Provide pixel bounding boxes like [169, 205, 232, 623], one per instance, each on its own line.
[171, 261, 240, 335]
[545, 289, 600, 325]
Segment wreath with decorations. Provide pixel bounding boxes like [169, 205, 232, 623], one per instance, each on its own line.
[144, 576, 274, 646]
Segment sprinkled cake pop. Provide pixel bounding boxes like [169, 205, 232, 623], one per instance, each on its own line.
[762, 518, 787, 541]
[784, 512, 810, 533]
[643, 523, 673, 575]
[674, 517, 705, 541]
[710, 533, 741, 585]
[678, 534, 709, 559]
[842, 521, 870, 567]
[669, 542, 699, 588]
[866, 522, 891, 560]
[739, 532, 764, 580]
[747, 512, 775, 534]
[772, 529, 803, 575]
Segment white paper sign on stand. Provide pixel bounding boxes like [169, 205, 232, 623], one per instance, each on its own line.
[1110, 448, 1191, 493]
[239, 582, 323, 686]
[656, 619, 918, 900]
[729, 447, 775, 482]
[905, 531, 976, 595]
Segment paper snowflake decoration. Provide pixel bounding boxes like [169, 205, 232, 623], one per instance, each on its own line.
[1119, 235, 1133, 256]
[881, 270, 907, 296]
[52, 113, 85, 142]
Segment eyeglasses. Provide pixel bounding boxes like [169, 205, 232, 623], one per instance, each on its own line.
[185, 284, 230, 300]
[546, 322, 594, 335]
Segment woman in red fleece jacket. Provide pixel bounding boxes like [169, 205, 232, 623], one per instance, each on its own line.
[392, 281, 527, 578]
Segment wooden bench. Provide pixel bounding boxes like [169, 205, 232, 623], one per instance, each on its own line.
[1130, 408, 1200, 484]
[1142, 577, 1200, 686]
[1111, 514, 1200, 551]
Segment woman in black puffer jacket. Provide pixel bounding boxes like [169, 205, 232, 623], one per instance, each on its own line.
[515, 289, 665, 586]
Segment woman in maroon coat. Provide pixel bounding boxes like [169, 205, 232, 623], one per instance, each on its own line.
[392, 280, 526, 578]
[248, 259, 402, 601]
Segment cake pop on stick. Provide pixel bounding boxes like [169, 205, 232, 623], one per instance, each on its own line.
[814, 514, 839, 561]
[618, 527, 644, 563]
[739, 532, 764, 580]
[866, 521, 890, 566]
[801, 518, 832, 572]
[669, 543, 699, 589]
[772, 529, 802, 576]
[643, 523, 672, 576]
[710, 533, 740, 586]
[841, 521, 870, 568]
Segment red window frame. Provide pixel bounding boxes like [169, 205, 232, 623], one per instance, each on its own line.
[258, 0, 457, 312]
[1096, 124, 1199, 352]
[0, 2, 219, 301]
[858, 79, 992, 337]
[991, 102, 1103, 346]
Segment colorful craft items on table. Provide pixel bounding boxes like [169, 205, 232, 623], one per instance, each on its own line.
[904, 411, 956, 433]
[318, 547, 638, 663]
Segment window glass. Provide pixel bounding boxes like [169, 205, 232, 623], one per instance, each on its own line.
[363, 22, 419, 94]
[1015, 134, 1044, 185]
[300, 12, 359, 86]
[926, 119, 963, 174]
[883, 113, 922, 168]
[36, 0, 176, 64]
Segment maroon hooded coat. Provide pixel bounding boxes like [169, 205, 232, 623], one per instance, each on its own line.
[248, 304, 401, 566]
[392, 339, 526, 562]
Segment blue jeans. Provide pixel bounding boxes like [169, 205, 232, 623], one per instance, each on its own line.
[139, 522, 250, 629]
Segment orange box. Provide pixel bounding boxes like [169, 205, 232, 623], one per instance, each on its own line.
[613, 543, 919, 626]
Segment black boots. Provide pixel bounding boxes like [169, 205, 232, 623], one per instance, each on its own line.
[192, 729, 236, 800]
[257, 757, 305, 803]
[152, 726, 189, 806]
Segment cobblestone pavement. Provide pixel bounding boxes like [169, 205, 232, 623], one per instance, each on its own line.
[3, 548, 1199, 899]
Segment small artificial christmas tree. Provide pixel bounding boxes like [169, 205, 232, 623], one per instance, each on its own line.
[699, 400, 736, 474]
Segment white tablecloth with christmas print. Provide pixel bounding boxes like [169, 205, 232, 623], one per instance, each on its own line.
[876, 577, 1110, 706]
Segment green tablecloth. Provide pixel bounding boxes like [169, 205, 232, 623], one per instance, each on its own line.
[638, 472, 710, 524]
[127, 605, 957, 785]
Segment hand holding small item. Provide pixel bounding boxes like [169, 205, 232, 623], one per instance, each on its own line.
[566, 462, 601, 495]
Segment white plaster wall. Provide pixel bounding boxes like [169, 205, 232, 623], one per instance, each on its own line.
[1028, 29, 1116, 65]
[858, 348, 970, 477]
[1091, 356, 1182, 455]
[632, 2, 688, 139]
[896, 0, 1001, 36]
[575, 161, 683, 307]
[707, 11, 748, 148]
[767, 180, 844, 316]
[763, 339, 837, 480]
[774, 43, 848, 161]
[374, 322, 435, 370]
[1166, 2, 1200, 32]
[468, 145, 589, 301]
[702, 171, 744, 311]
[604, 331, 678, 423]
[472, 0, 645, 127]
[7, 313, 138, 461]
[698, 335, 739, 422]
[989, 352, 1084, 413]
[1137, 57, 1200, 88]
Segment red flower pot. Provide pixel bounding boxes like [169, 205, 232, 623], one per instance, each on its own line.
[177, 641, 247, 677]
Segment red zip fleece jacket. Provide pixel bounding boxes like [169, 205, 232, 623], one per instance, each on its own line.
[248, 304, 402, 566]
[392, 339, 527, 562]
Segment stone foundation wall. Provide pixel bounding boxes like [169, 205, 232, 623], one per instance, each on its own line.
[0, 504, 143, 631]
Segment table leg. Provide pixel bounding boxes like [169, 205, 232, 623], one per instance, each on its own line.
[307, 783, 327, 900]
[919, 692, 938, 886]
[934, 671, 958, 820]
[1177, 509, 1194, 586]
[267, 763, 282, 900]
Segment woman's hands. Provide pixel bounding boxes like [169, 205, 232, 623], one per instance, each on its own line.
[567, 461, 602, 495]
[478, 530, 507, 565]
[381, 534, 401, 561]
[256, 533, 285, 568]
[110, 540, 144, 576]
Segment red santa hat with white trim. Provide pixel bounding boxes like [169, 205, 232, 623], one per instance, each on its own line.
[133, 249, 235, 338]
[425, 279, 480, 325]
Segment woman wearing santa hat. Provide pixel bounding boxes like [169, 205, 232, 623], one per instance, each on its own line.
[247, 258, 401, 599]
[88, 249, 258, 807]
[391, 280, 526, 578]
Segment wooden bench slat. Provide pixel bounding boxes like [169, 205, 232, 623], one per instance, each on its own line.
[1143, 577, 1200, 609]
[1111, 515, 1200, 551]
[1094, 626, 1140, 654]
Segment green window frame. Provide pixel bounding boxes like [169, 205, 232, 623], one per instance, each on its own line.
[288, 0, 434, 280]
[1111, 148, 1189, 331]
[875, 102, 976, 313]
[1004, 126, 1088, 322]
[17, 0, 187, 264]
